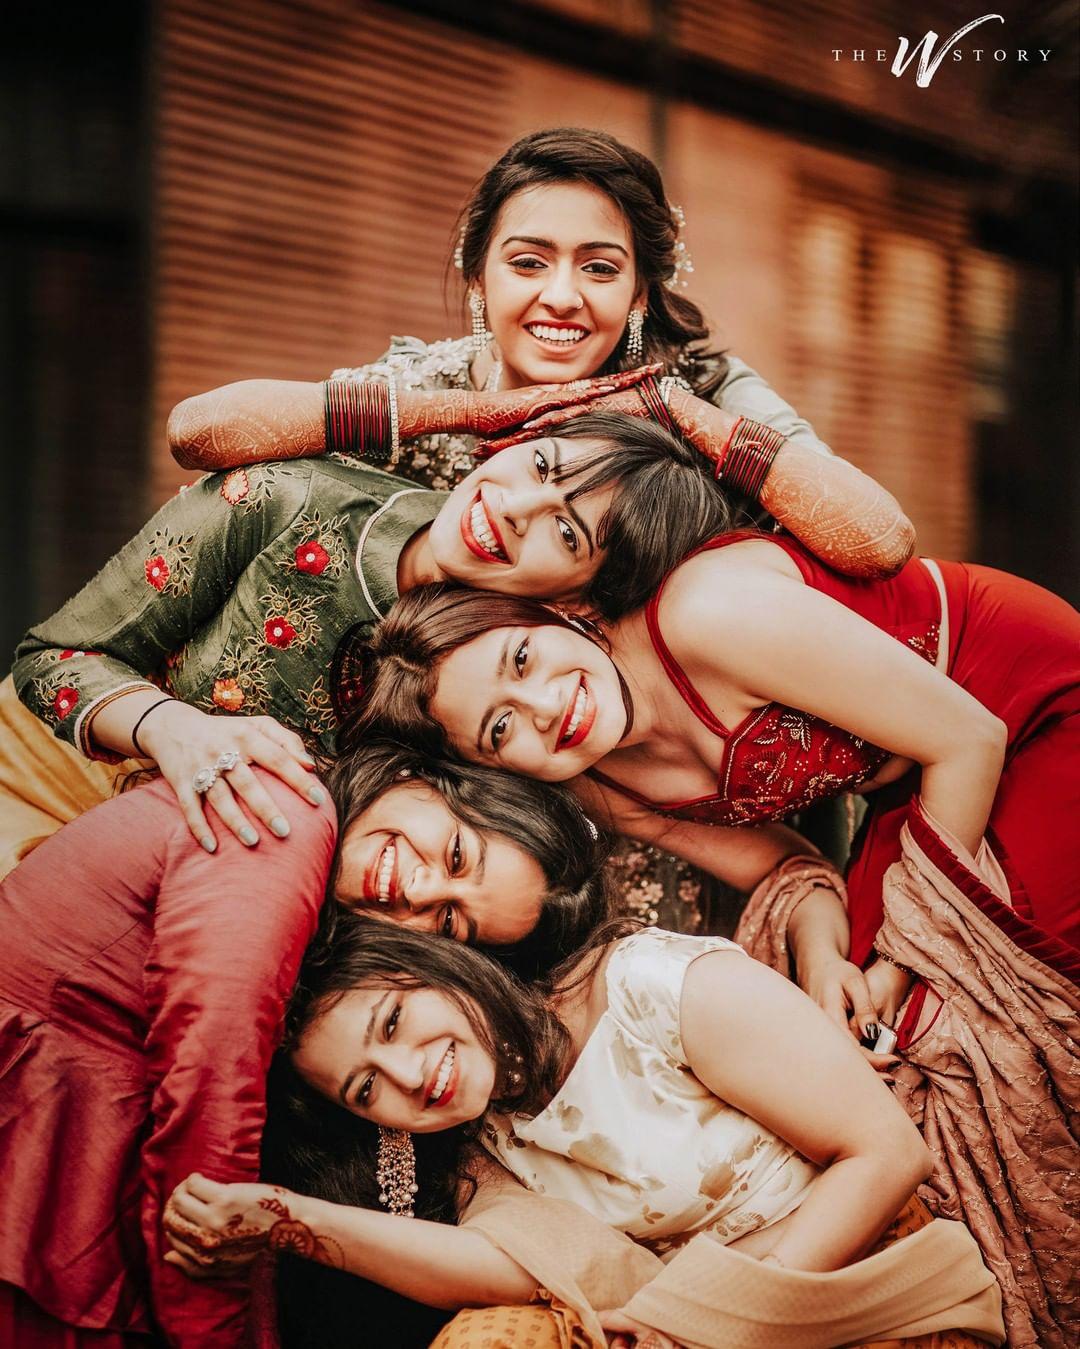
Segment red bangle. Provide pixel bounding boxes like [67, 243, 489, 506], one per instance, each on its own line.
[634, 375, 680, 437]
[324, 380, 392, 462]
[715, 416, 786, 501]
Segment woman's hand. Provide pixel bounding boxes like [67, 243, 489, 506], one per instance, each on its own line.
[862, 957, 914, 1032]
[798, 952, 900, 1075]
[461, 365, 661, 442]
[135, 700, 325, 852]
[600, 1309, 685, 1349]
[164, 1174, 339, 1279]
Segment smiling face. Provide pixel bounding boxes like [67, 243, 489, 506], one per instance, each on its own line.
[334, 781, 546, 945]
[427, 434, 615, 601]
[430, 623, 626, 782]
[480, 181, 641, 389]
[292, 983, 497, 1132]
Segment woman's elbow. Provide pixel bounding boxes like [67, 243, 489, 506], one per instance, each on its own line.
[167, 395, 207, 467]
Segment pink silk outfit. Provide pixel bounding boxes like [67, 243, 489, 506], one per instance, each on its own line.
[589, 532, 1080, 964]
[736, 809, 1079, 1349]
[0, 774, 337, 1347]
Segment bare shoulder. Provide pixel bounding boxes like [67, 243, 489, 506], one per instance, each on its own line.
[657, 539, 804, 665]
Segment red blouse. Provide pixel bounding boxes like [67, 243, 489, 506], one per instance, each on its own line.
[590, 533, 941, 826]
[0, 774, 337, 1346]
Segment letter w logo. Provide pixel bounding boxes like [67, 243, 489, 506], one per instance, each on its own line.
[892, 13, 1003, 86]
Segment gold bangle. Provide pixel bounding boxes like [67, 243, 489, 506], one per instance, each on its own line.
[874, 947, 915, 979]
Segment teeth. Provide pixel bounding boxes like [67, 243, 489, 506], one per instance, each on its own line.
[562, 685, 587, 742]
[376, 840, 395, 902]
[430, 1044, 455, 1104]
[527, 324, 587, 344]
[469, 501, 507, 560]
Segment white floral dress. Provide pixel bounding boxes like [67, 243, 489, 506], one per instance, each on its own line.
[483, 928, 819, 1260]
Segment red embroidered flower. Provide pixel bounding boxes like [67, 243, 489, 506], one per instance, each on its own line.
[220, 469, 250, 506]
[145, 555, 170, 590]
[295, 539, 329, 575]
[265, 617, 297, 649]
[53, 686, 78, 719]
[212, 678, 245, 712]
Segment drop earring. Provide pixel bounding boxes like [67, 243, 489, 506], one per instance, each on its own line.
[626, 307, 646, 363]
[469, 291, 489, 355]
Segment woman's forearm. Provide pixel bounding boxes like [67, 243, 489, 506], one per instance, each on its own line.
[668, 391, 915, 577]
[918, 728, 1006, 858]
[760, 443, 915, 579]
[289, 1192, 537, 1310]
[786, 886, 851, 968]
[766, 1151, 930, 1271]
[168, 381, 482, 471]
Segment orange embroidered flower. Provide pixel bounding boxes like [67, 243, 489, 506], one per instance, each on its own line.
[145, 555, 170, 591]
[265, 617, 296, 649]
[295, 539, 329, 575]
[220, 469, 251, 505]
[53, 686, 78, 719]
[212, 678, 245, 712]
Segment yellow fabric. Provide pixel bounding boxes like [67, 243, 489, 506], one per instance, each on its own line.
[0, 675, 140, 879]
[431, 1301, 590, 1349]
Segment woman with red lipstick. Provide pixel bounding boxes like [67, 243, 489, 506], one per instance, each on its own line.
[354, 448, 1080, 993]
[162, 916, 1003, 1349]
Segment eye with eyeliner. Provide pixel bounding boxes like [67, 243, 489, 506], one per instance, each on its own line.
[354, 1002, 401, 1108]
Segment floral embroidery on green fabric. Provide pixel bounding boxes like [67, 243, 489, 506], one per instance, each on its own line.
[220, 464, 281, 514]
[143, 528, 196, 597]
[287, 510, 350, 580]
[260, 583, 322, 651]
[298, 675, 337, 737]
[207, 640, 273, 715]
[33, 670, 82, 723]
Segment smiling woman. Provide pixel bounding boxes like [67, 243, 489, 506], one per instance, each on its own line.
[323, 742, 611, 960]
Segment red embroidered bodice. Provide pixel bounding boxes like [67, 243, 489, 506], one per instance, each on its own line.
[590, 534, 943, 827]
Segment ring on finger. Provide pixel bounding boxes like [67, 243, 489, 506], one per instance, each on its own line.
[192, 765, 219, 794]
[215, 750, 242, 773]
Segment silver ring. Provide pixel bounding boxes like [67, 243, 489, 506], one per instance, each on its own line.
[192, 766, 218, 795]
[215, 750, 241, 773]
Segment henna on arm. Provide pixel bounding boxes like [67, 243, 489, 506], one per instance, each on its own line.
[168, 370, 659, 472]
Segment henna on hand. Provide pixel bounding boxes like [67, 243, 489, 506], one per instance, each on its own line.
[169, 382, 326, 471]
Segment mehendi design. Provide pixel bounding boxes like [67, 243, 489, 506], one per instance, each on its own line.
[258, 1197, 345, 1269]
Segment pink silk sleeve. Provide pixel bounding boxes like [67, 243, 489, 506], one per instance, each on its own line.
[139, 775, 338, 1347]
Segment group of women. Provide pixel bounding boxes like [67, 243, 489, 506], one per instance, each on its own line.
[0, 128, 1076, 1349]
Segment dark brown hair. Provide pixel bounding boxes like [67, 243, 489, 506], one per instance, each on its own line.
[544, 412, 736, 619]
[457, 127, 727, 398]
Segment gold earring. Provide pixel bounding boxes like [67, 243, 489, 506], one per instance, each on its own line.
[376, 1127, 418, 1218]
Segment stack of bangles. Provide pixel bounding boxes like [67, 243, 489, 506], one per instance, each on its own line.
[634, 377, 786, 502]
[324, 378, 400, 467]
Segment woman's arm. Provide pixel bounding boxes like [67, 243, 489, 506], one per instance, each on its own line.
[681, 951, 932, 1270]
[663, 552, 1007, 858]
[577, 777, 884, 1042]
[164, 1173, 537, 1311]
[11, 469, 323, 848]
[168, 373, 656, 472]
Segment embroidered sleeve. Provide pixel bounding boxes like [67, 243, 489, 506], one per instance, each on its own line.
[12, 466, 309, 757]
[713, 356, 833, 456]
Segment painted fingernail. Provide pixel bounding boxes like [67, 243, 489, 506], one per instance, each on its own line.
[201, 835, 217, 854]
[308, 786, 326, 805]
[865, 1023, 879, 1042]
[240, 826, 258, 846]
[270, 815, 290, 838]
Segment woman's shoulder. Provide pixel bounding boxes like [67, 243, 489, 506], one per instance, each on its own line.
[656, 535, 804, 640]
[605, 929, 744, 1060]
[331, 334, 473, 390]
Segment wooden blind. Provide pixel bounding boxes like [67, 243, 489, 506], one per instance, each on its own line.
[153, 0, 509, 499]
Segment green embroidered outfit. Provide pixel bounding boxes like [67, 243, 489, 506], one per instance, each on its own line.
[13, 459, 441, 755]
